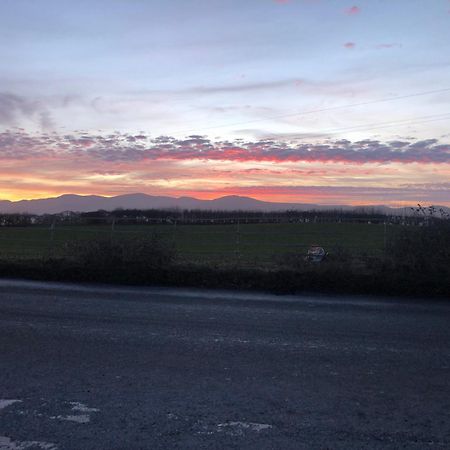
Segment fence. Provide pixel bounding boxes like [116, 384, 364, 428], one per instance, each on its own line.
[0, 216, 394, 268]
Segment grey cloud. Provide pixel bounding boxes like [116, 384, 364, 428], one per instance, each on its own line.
[39, 110, 55, 130]
[388, 140, 409, 148]
[186, 79, 299, 94]
[0, 93, 54, 130]
[408, 139, 438, 149]
[128, 78, 332, 99]
[0, 93, 39, 124]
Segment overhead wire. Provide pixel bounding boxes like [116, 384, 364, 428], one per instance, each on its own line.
[263, 113, 450, 139]
[171, 87, 450, 135]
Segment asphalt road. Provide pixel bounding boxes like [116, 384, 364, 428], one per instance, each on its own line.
[1, 279, 449, 449]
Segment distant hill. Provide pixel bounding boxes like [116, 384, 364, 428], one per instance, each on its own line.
[0, 194, 318, 214]
[0, 193, 445, 216]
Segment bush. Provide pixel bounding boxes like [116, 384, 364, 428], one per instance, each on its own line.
[273, 252, 308, 270]
[386, 219, 450, 275]
[326, 245, 353, 264]
[66, 239, 124, 273]
[122, 235, 176, 270]
[382, 219, 450, 295]
[65, 234, 176, 275]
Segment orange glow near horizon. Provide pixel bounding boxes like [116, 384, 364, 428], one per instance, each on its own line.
[0, 133, 449, 207]
[2, 179, 450, 208]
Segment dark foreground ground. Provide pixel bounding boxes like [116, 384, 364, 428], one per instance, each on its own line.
[1, 279, 449, 449]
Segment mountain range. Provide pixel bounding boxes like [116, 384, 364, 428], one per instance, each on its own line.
[0, 193, 439, 215]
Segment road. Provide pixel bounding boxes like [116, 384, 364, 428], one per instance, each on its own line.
[0, 279, 449, 449]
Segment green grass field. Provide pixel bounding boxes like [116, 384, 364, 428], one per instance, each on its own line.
[0, 222, 389, 265]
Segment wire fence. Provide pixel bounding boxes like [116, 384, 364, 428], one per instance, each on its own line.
[0, 217, 394, 267]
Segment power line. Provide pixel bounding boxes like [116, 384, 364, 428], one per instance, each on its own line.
[285, 112, 450, 138]
[172, 87, 450, 135]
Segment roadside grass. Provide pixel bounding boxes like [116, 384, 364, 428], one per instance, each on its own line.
[0, 254, 445, 297]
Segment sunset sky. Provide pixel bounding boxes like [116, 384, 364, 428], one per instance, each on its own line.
[1, 0, 449, 206]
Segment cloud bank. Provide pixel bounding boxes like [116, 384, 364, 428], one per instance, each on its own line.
[0, 130, 448, 165]
[1, 130, 448, 205]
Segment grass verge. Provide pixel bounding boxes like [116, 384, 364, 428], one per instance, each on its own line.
[0, 257, 447, 298]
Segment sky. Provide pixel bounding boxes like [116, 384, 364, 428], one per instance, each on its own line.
[0, 0, 449, 206]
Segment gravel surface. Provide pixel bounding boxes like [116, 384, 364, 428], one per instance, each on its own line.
[1, 279, 450, 449]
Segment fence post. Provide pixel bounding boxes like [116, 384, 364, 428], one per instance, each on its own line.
[110, 217, 116, 241]
[49, 217, 56, 257]
[236, 219, 241, 264]
[173, 219, 177, 248]
[383, 221, 387, 258]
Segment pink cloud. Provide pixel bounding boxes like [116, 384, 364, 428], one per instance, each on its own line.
[345, 5, 360, 15]
[273, 0, 291, 4]
[344, 42, 356, 49]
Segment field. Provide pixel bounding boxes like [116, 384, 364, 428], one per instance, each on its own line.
[0, 222, 389, 266]
[0, 221, 448, 297]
